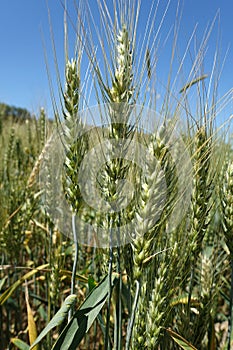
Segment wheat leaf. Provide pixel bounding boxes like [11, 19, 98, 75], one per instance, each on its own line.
[25, 285, 38, 349]
[0, 275, 7, 291]
[60, 269, 88, 283]
[29, 294, 77, 349]
[0, 264, 49, 306]
[170, 295, 199, 307]
[52, 274, 118, 350]
[166, 328, 198, 350]
[11, 338, 30, 350]
[179, 74, 208, 93]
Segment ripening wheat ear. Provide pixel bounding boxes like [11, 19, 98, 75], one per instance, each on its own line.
[107, 24, 133, 104]
[61, 57, 89, 320]
[27, 130, 51, 189]
[221, 161, 233, 253]
[3, 127, 15, 181]
[91, 24, 136, 240]
[221, 159, 233, 349]
[89, 21, 137, 348]
[145, 262, 169, 349]
[193, 246, 224, 349]
[189, 126, 213, 259]
[130, 123, 179, 348]
[131, 134, 167, 281]
[62, 58, 88, 213]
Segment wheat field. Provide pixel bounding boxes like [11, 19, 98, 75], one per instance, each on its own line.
[0, 1, 233, 349]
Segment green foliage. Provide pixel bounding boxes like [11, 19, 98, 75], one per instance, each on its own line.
[30, 294, 77, 348]
[0, 264, 49, 306]
[166, 328, 198, 350]
[11, 339, 30, 350]
[52, 274, 118, 350]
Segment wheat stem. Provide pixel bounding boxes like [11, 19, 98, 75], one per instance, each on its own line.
[68, 213, 79, 321]
[228, 257, 233, 350]
[125, 280, 140, 350]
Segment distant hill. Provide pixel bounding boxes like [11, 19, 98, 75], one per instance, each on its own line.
[0, 102, 31, 122]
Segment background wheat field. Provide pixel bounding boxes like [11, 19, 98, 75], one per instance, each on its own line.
[1, 1, 233, 349]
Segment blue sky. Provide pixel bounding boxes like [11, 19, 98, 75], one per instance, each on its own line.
[0, 0, 232, 120]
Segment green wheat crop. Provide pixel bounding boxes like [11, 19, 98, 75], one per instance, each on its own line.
[0, 1, 233, 350]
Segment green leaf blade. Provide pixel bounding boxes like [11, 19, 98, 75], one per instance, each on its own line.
[11, 338, 30, 350]
[29, 294, 77, 349]
[166, 328, 198, 350]
[52, 274, 118, 350]
[0, 264, 49, 306]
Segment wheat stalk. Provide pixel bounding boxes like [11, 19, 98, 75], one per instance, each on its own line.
[61, 57, 86, 320]
[189, 126, 213, 258]
[221, 160, 233, 350]
[130, 126, 177, 348]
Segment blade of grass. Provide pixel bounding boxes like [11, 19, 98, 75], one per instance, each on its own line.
[179, 74, 208, 93]
[25, 284, 38, 349]
[0, 264, 49, 305]
[166, 328, 198, 350]
[52, 274, 118, 350]
[30, 294, 77, 349]
[11, 338, 30, 350]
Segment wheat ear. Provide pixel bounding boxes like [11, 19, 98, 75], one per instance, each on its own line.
[221, 160, 233, 350]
